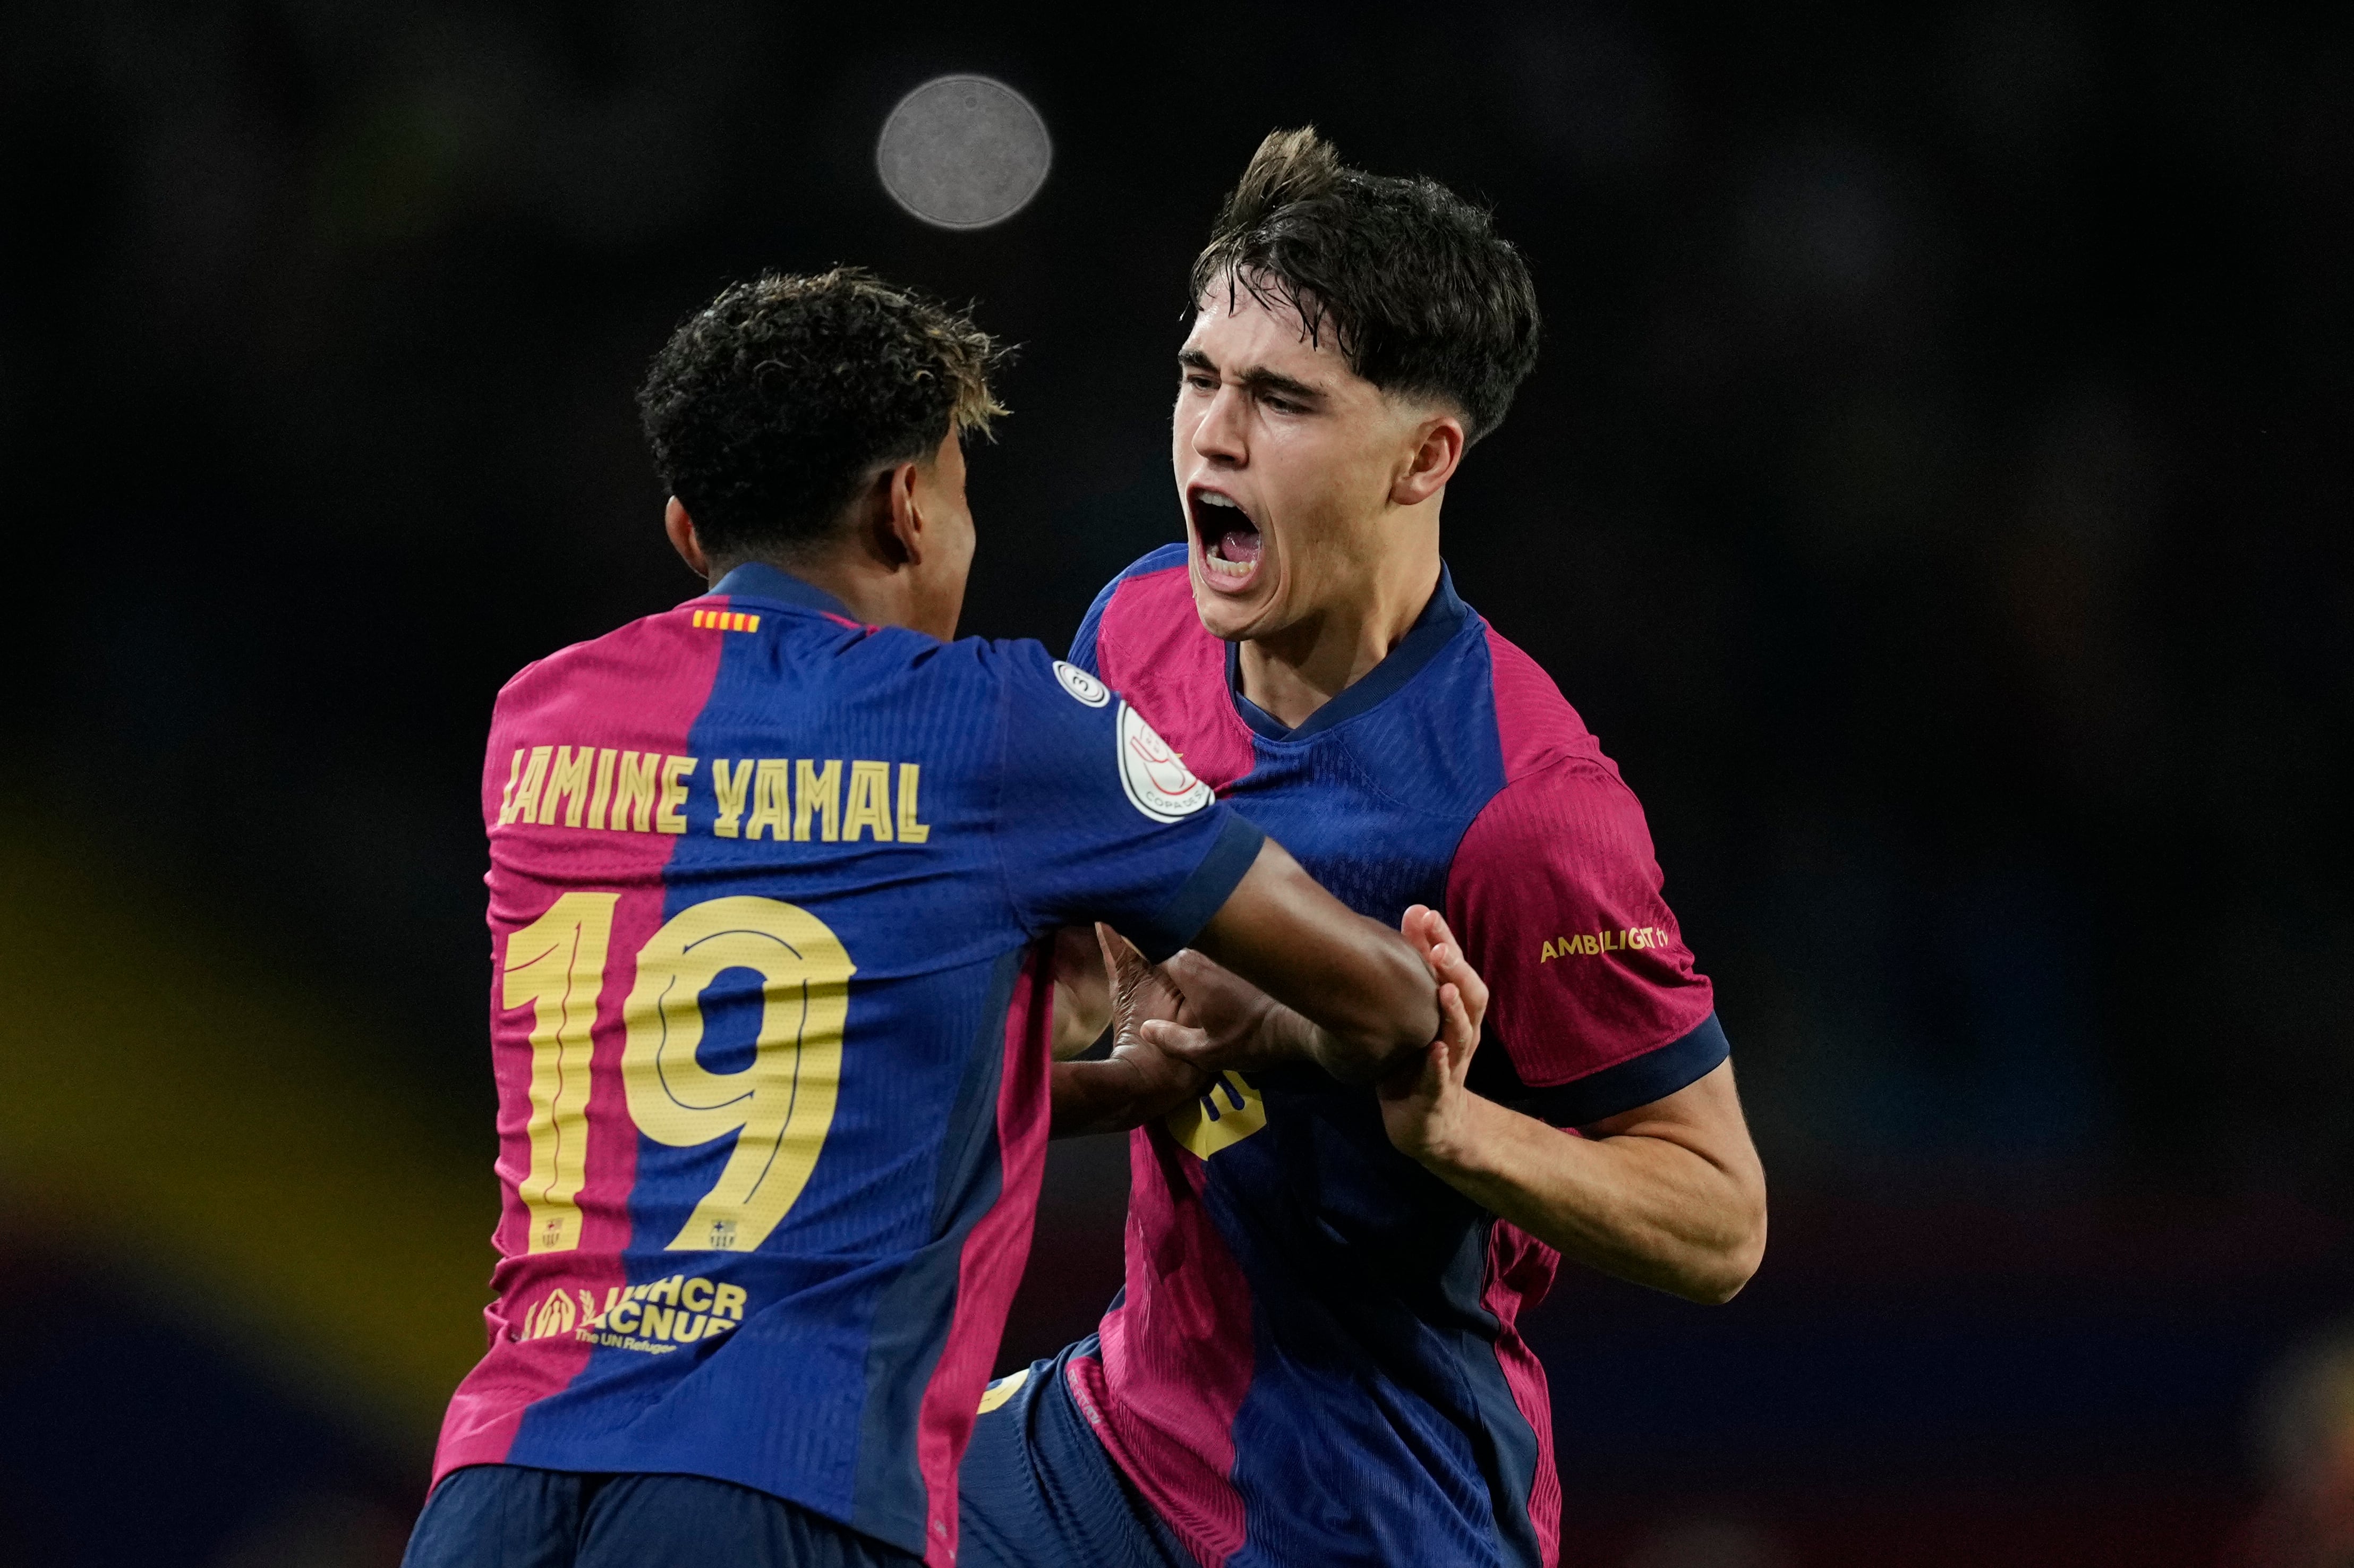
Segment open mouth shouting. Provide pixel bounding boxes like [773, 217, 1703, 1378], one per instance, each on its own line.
[1189, 487, 1264, 594]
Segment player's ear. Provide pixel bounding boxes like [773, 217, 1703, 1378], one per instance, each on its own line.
[664, 497, 713, 581]
[1391, 413, 1465, 508]
[879, 459, 925, 568]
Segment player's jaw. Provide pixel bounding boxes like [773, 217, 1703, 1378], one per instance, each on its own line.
[1182, 473, 1337, 645]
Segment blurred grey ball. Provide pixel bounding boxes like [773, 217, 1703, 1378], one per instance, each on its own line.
[876, 77, 1052, 229]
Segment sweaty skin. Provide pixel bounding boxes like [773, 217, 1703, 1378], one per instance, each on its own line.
[1085, 285, 1767, 1305]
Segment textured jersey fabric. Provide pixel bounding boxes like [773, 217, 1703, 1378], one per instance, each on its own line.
[429, 563, 1260, 1566]
[402, 1463, 923, 1568]
[957, 1342, 1195, 1568]
[1059, 546, 1727, 1568]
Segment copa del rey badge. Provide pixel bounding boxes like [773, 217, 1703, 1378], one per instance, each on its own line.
[1117, 703, 1214, 821]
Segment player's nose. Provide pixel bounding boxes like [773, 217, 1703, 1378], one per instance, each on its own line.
[1189, 384, 1248, 465]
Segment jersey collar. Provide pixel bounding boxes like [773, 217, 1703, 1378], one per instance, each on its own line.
[706, 561, 854, 619]
[1227, 564, 1473, 742]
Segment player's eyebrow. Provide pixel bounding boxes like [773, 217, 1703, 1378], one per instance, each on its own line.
[1177, 347, 1327, 408]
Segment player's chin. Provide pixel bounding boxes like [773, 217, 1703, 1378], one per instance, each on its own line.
[1188, 565, 1277, 640]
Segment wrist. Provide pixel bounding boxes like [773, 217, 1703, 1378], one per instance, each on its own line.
[1262, 1007, 1318, 1067]
[1400, 1095, 1492, 1177]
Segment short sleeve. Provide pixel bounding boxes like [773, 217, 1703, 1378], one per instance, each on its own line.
[1067, 577, 1118, 677]
[1067, 544, 1187, 678]
[988, 640, 1263, 961]
[1448, 757, 1726, 1127]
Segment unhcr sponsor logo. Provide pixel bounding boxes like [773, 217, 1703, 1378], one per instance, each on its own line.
[514, 1273, 749, 1356]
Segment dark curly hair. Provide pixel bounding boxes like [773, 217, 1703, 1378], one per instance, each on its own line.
[638, 268, 1005, 561]
[1191, 129, 1539, 444]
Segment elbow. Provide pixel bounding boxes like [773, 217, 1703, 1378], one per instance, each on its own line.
[1684, 1192, 1768, 1306]
[1683, 1236, 1764, 1305]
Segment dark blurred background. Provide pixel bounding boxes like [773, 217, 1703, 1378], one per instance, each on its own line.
[2, 3, 2349, 1564]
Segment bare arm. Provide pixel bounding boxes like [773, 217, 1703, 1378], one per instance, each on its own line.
[1045, 839, 1442, 1134]
[1381, 909, 1767, 1303]
[1049, 924, 1112, 1059]
[1049, 926, 1216, 1138]
[1185, 838, 1439, 1084]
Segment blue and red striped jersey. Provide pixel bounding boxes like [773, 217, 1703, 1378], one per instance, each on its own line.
[429, 562, 1261, 1566]
[1062, 546, 1728, 1568]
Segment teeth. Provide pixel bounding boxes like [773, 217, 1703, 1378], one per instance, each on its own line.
[1197, 492, 1238, 509]
[1204, 552, 1253, 577]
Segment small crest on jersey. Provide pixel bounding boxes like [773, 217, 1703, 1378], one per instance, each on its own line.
[1117, 702, 1213, 821]
[1053, 660, 1110, 707]
[692, 609, 761, 633]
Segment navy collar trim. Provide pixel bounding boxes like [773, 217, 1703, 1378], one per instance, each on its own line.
[1227, 565, 1473, 742]
[706, 561, 854, 619]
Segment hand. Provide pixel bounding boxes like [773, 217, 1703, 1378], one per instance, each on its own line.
[1402, 905, 1487, 1038]
[1049, 924, 1113, 1059]
[1377, 906, 1490, 1163]
[1051, 927, 1215, 1135]
[1104, 923, 1189, 1041]
[1144, 949, 1310, 1075]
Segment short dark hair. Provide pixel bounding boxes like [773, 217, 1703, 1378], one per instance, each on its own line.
[1190, 128, 1539, 444]
[638, 268, 1004, 560]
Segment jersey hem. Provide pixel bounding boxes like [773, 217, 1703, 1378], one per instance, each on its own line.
[1125, 813, 1264, 962]
[1509, 1011, 1729, 1127]
[469, 1452, 931, 1559]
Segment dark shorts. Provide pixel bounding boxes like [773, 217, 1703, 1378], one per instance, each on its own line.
[401, 1464, 920, 1568]
[956, 1342, 1191, 1568]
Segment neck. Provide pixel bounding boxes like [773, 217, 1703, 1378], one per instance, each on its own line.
[1236, 526, 1441, 730]
[715, 548, 913, 632]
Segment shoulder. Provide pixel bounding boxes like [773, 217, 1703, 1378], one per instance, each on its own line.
[1095, 542, 1192, 603]
[959, 635, 1131, 736]
[1071, 544, 1198, 679]
[1069, 549, 1236, 749]
[1454, 752, 1660, 896]
[1475, 624, 1611, 785]
[490, 607, 688, 715]
[1445, 624, 1662, 885]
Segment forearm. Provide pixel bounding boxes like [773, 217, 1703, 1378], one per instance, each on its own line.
[1413, 1094, 1766, 1303]
[1050, 1050, 1210, 1139]
[1049, 925, 1112, 1059]
[1257, 1005, 1418, 1087]
[1048, 1059, 1144, 1138]
[1192, 842, 1439, 1082]
[1196, 924, 1434, 1082]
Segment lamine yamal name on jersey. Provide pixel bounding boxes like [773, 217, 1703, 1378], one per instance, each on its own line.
[494, 744, 932, 844]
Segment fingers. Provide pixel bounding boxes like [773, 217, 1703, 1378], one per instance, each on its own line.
[1402, 906, 1456, 957]
[1163, 948, 1219, 988]
[1402, 906, 1470, 985]
[1401, 905, 1438, 968]
[1421, 979, 1478, 1073]
[1138, 1018, 1214, 1060]
[1435, 982, 1478, 1058]
[1097, 923, 1148, 984]
[1422, 926, 1488, 1018]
